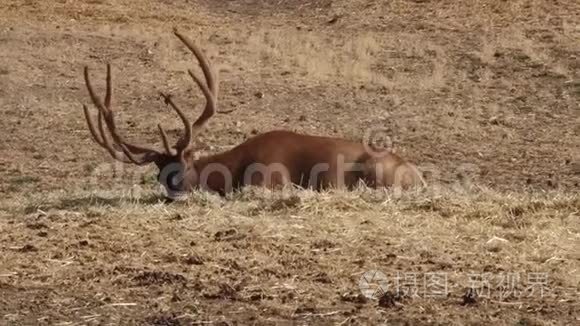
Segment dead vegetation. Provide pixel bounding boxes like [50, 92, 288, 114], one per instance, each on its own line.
[1, 0, 579, 324]
[1, 186, 579, 324]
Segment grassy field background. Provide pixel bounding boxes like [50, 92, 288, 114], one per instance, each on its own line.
[0, 0, 579, 324]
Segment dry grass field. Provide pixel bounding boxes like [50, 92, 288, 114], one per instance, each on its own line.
[1, 0, 579, 325]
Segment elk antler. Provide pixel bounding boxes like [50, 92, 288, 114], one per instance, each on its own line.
[83, 64, 163, 165]
[163, 28, 219, 155]
[82, 29, 218, 164]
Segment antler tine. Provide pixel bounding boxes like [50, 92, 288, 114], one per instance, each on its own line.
[94, 110, 152, 165]
[173, 28, 218, 98]
[157, 124, 175, 156]
[187, 69, 216, 130]
[83, 65, 162, 163]
[82, 104, 106, 147]
[95, 110, 135, 163]
[173, 29, 217, 121]
[84, 66, 106, 112]
[98, 65, 158, 155]
[160, 92, 193, 152]
[98, 111, 158, 165]
[82, 103, 132, 163]
[105, 63, 112, 109]
[170, 28, 219, 153]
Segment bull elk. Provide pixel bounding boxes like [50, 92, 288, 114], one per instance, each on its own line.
[81, 28, 426, 200]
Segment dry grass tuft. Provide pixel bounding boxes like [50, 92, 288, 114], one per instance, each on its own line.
[1, 186, 578, 324]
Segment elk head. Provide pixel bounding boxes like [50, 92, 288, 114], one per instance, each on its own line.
[81, 29, 217, 200]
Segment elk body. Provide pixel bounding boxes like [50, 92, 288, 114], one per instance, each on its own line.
[82, 29, 426, 200]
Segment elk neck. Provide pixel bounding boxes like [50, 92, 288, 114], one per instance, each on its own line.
[189, 145, 246, 194]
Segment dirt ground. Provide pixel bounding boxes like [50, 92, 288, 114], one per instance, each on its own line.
[0, 0, 579, 325]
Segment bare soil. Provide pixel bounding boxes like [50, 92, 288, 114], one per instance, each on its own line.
[0, 0, 579, 325]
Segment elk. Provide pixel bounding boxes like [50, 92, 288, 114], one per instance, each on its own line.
[81, 28, 426, 200]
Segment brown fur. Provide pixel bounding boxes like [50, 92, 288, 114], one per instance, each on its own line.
[184, 130, 426, 196]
